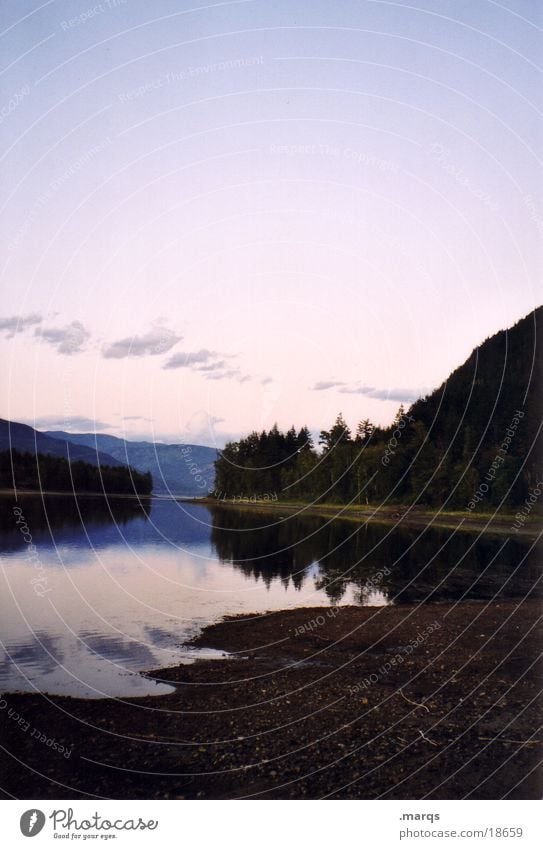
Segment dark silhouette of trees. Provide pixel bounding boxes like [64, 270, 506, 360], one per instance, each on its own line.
[0, 449, 153, 496]
[213, 308, 541, 510]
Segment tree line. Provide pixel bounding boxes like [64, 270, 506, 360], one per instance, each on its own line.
[212, 407, 535, 510]
[0, 449, 153, 496]
[215, 405, 537, 512]
[213, 308, 542, 511]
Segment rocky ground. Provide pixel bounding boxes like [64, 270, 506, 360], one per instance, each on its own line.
[1, 600, 541, 799]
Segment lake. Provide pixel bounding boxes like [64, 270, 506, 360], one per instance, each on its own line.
[0, 494, 539, 698]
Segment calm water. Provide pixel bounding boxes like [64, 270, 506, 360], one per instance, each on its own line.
[0, 494, 540, 698]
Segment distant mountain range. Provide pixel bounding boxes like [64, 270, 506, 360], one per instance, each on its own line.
[45, 431, 218, 495]
[0, 419, 125, 469]
[0, 419, 218, 495]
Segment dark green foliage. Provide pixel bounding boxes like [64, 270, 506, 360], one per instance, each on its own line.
[213, 308, 542, 510]
[0, 449, 153, 496]
[407, 306, 542, 508]
[212, 424, 310, 498]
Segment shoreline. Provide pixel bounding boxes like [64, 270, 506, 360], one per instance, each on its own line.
[184, 496, 542, 539]
[0, 489, 154, 500]
[1, 598, 541, 799]
[3, 490, 540, 539]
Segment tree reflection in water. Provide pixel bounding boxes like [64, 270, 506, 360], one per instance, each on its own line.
[209, 506, 540, 604]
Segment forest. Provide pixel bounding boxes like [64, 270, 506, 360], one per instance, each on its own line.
[0, 449, 153, 496]
[213, 308, 542, 511]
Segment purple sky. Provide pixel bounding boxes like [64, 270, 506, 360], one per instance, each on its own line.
[1, 0, 542, 447]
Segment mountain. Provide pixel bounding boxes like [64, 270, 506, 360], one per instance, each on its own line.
[404, 305, 542, 505]
[45, 431, 218, 496]
[409, 306, 542, 458]
[213, 306, 542, 509]
[0, 419, 125, 469]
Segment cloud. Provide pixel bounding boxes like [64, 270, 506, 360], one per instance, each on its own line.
[205, 368, 251, 383]
[312, 380, 346, 391]
[35, 320, 90, 354]
[0, 312, 42, 338]
[163, 349, 251, 382]
[122, 415, 155, 422]
[29, 415, 112, 432]
[103, 326, 182, 359]
[163, 348, 217, 370]
[337, 384, 377, 395]
[339, 385, 427, 402]
[175, 409, 227, 445]
[194, 359, 227, 372]
[313, 379, 428, 403]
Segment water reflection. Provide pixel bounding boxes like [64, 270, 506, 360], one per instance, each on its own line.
[0, 632, 64, 680]
[0, 495, 539, 697]
[0, 493, 151, 554]
[209, 506, 541, 604]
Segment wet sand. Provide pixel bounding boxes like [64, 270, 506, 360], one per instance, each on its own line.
[0, 600, 541, 800]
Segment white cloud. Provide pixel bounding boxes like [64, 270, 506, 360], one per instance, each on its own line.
[29, 415, 112, 431]
[339, 385, 428, 402]
[35, 320, 90, 355]
[205, 368, 251, 383]
[163, 349, 251, 383]
[313, 379, 430, 403]
[0, 312, 42, 338]
[163, 349, 217, 369]
[312, 380, 346, 391]
[103, 326, 182, 359]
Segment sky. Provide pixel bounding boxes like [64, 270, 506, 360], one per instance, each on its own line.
[1, 0, 542, 448]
